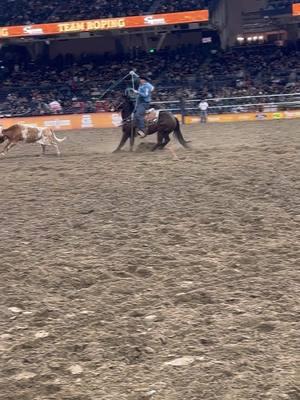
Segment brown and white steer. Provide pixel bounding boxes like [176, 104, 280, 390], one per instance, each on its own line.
[0, 124, 66, 156]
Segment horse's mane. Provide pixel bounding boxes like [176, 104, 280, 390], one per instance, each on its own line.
[123, 95, 135, 106]
[118, 95, 135, 120]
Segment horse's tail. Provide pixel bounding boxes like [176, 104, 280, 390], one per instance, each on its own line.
[173, 118, 190, 148]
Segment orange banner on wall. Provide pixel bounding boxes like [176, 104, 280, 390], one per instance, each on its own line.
[0, 9, 209, 39]
[292, 3, 300, 15]
[0, 113, 121, 130]
[1, 109, 300, 131]
[187, 110, 300, 124]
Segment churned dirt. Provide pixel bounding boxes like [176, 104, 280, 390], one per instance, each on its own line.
[0, 120, 299, 400]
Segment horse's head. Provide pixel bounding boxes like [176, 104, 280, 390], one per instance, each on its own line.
[114, 95, 127, 110]
[115, 93, 135, 120]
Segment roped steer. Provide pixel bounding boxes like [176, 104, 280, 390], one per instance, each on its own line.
[0, 124, 66, 156]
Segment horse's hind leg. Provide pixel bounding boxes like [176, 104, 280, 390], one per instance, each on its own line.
[152, 132, 164, 151]
[113, 131, 129, 153]
[159, 134, 170, 150]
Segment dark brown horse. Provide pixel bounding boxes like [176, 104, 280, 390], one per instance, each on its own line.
[113, 95, 190, 154]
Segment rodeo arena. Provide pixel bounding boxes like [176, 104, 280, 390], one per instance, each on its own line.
[1, 0, 300, 399]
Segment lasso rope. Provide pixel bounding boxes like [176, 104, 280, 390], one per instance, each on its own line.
[99, 71, 138, 100]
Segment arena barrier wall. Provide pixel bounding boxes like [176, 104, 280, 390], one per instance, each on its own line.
[1, 110, 300, 130]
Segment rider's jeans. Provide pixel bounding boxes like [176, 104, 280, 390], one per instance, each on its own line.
[135, 101, 150, 131]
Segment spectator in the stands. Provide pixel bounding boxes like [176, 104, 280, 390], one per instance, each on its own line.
[49, 99, 62, 114]
[0, 42, 299, 117]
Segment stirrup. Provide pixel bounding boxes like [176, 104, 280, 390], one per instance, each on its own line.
[137, 130, 146, 138]
[145, 108, 155, 114]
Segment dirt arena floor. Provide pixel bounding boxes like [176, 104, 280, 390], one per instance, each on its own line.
[0, 120, 299, 400]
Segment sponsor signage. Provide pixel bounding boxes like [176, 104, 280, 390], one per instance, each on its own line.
[292, 3, 300, 15]
[1, 109, 300, 131]
[0, 9, 209, 38]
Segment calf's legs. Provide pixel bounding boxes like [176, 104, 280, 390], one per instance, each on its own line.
[1, 141, 17, 156]
[40, 143, 61, 156]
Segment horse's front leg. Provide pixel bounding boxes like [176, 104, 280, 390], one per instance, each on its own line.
[113, 129, 129, 153]
[129, 127, 136, 152]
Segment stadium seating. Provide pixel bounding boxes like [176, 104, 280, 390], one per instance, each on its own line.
[264, 0, 293, 12]
[0, 0, 210, 26]
[0, 44, 299, 117]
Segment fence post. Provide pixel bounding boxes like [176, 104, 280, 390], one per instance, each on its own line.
[180, 98, 186, 125]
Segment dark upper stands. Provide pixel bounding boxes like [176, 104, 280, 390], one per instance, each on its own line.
[0, 0, 210, 26]
[1, 0, 297, 26]
[264, 0, 294, 12]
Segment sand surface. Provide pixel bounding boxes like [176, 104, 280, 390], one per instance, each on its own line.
[0, 120, 299, 400]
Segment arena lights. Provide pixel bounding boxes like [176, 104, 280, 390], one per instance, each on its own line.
[237, 35, 265, 43]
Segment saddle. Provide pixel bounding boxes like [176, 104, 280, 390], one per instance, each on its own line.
[145, 108, 159, 124]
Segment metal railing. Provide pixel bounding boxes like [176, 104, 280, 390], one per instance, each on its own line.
[152, 92, 300, 117]
[1, 90, 300, 119]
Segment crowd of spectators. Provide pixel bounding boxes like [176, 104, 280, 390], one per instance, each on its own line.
[0, 43, 299, 117]
[264, 0, 295, 12]
[256, 0, 296, 17]
[0, 0, 210, 26]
